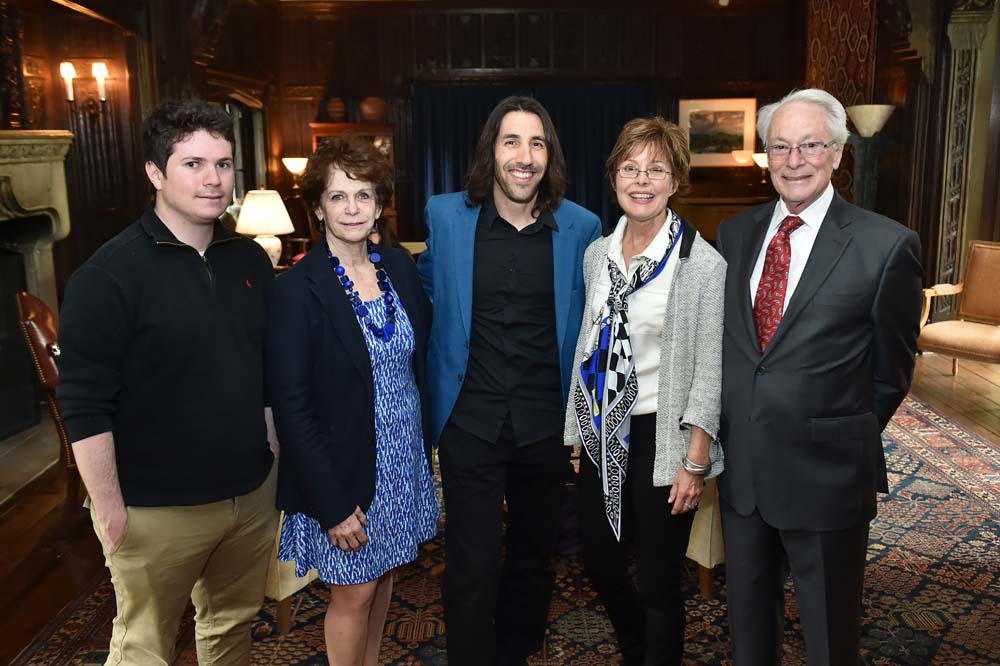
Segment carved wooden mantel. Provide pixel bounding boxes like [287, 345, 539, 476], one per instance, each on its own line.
[0, 130, 74, 310]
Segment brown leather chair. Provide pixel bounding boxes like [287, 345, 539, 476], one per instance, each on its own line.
[15, 291, 80, 500]
[918, 240, 1000, 375]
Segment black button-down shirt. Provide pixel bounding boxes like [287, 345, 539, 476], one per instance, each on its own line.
[449, 196, 564, 446]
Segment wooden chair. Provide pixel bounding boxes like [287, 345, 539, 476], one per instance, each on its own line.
[918, 240, 1000, 375]
[15, 291, 80, 503]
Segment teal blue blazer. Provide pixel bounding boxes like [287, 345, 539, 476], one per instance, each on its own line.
[417, 191, 602, 448]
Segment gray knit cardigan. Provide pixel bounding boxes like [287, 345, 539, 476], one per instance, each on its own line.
[563, 227, 727, 486]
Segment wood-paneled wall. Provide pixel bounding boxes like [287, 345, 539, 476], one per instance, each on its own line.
[8, 0, 280, 295]
[13, 2, 144, 297]
[8, 0, 962, 278]
[272, 1, 808, 239]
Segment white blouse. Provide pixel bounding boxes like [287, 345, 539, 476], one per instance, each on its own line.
[588, 214, 681, 415]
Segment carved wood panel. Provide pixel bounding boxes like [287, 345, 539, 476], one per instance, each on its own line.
[483, 14, 516, 69]
[449, 14, 481, 69]
[415, 14, 448, 72]
[519, 13, 550, 70]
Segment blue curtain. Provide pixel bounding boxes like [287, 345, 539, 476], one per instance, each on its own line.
[413, 83, 668, 235]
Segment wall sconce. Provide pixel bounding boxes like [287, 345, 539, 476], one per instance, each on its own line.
[59, 62, 76, 102]
[846, 104, 896, 211]
[236, 189, 296, 267]
[92, 62, 109, 102]
[281, 157, 308, 189]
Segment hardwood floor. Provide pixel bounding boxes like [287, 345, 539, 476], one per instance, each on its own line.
[1, 353, 998, 665]
[910, 353, 1000, 442]
[0, 467, 100, 666]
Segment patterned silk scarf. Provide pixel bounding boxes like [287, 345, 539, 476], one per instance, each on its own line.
[572, 213, 683, 540]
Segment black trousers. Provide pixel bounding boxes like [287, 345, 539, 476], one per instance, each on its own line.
[439, 417, 570, 666]
[577, 413, 696, 666]
[720, 500, 870, 666]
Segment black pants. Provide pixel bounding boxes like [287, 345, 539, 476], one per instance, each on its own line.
[577, 413, 696, 666]
[721, 500, 870, 666]
[439, 417, 570, 666]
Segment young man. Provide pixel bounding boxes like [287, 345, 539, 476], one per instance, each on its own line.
[715, 88, 923, 665]
[57, 99, 279, 666]
[418, 96, 601, 666]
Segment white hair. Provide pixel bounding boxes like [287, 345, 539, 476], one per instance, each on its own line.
[757, 88, 850, 146]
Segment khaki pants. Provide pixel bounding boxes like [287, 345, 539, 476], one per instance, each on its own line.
[90, 464, 278, 666]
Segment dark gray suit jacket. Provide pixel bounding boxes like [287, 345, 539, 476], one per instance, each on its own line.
[715, 193, 922, 531]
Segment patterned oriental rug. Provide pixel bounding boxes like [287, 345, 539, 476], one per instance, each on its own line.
[12, 396, 1000, 666]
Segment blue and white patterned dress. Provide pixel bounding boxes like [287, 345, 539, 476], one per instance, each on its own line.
[278, 287, 440, 585]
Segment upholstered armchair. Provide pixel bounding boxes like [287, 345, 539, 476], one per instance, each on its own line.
[918, 240, 1000, 374]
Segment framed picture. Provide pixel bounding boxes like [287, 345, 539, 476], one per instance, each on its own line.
[678, 98, 757, 167]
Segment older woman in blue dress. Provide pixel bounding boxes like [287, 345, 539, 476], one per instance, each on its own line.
[564, 117, 725, 666]
[267, 136, 439, 666]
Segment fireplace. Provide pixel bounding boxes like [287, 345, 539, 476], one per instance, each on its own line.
[0, 130, 73, 439]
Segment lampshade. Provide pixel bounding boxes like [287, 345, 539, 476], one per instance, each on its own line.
[752, 152, 768, 168]
[281, 157, 308, 176]
[846, 104, 895, 138]
[236, 189, 295, 266]
[731, 150, 753, 165]
[237, 190, 295, 236]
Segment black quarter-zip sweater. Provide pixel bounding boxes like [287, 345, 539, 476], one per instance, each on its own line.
[57, 205, 275, 506]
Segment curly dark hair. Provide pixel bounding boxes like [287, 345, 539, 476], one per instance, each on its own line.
[301, 136, 394, 232]
[465, 96, 566, 216]
[142, 99, 235, 171]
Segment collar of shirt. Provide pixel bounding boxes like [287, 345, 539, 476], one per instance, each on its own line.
[478, 194, 559, 234]
[607, 212, 677, 275]
[770, 182, 835, 235]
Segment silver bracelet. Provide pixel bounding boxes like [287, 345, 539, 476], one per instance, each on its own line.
[681, 455, 711, 475]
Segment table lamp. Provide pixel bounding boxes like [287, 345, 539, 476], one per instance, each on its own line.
[236, 189, 295, 266]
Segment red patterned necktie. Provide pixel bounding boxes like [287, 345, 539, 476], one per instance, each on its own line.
[753, 215, 804, 351]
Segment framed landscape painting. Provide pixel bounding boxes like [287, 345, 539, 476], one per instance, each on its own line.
[679, 98, 757, 167]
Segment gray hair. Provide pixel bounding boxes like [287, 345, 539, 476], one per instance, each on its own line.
[757, 88, 850, 147]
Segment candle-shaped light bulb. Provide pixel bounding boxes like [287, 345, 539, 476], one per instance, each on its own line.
[59, 62, 76, 101]
[92, 62, 109, 102]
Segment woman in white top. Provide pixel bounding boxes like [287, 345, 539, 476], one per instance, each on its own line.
[564, 117, 726, 666]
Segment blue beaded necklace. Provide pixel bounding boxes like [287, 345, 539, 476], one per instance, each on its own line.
[326, 240, 397, 341]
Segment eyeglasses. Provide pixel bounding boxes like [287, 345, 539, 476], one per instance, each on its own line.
[765, 141, 836, 160]
[618, 165, 672, 180]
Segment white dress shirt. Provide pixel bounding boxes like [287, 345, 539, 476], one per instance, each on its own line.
[589, 214, 682, 415]
[749, 183, 834, 310]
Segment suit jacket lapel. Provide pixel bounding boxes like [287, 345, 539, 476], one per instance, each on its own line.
[453, 199, 478, 339]
[763, 194, 853, 356]
[305, 246, 374, 398]
[738, 202, 776, 351]
[551, 211, 576, 353]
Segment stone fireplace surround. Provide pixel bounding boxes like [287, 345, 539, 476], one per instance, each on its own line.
[0, 130, 74, 312]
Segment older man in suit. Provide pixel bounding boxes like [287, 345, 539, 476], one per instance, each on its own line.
[715, 88, 922, 666]
[418, 95, 601, 666]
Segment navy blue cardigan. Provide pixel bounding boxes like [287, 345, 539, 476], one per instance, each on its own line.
[266, 243, 432, 530]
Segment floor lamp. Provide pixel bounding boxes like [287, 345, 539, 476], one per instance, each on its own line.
[846, 104, 895, 212]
